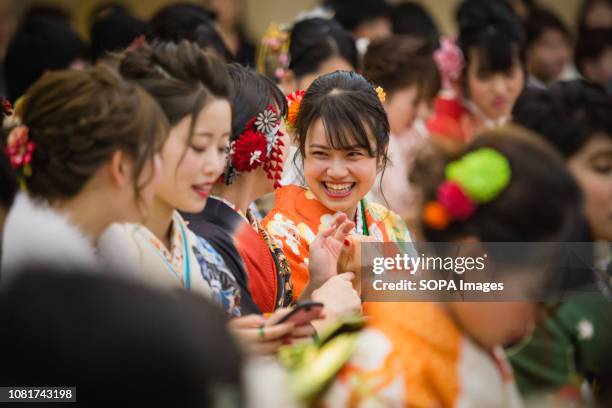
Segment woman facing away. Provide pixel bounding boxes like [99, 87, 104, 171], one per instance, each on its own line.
[2, 66, 167, 277]
[315, 128, 587, 407]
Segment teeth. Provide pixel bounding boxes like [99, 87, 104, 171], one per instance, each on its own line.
[325, 182, 353, 192]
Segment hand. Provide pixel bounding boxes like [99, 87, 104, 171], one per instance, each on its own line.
[311, 272, 361, 320]
[227, 311, 295, 356]
[306, 213, 355, 292]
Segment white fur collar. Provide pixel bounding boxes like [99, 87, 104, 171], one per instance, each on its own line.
[1, 193, 99, 281]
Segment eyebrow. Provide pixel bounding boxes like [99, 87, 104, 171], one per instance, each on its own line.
[308, 143, 365, 150]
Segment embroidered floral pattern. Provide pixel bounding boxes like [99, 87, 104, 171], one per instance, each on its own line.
[263, 186, 414, 298]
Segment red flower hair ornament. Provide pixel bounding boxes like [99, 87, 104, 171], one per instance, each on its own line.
[225, 105, 285, 189]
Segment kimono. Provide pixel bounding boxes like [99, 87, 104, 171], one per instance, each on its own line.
[508, 254, 612, 402]
[321, 302, 524, 407]
[262, 185, 413, 299]
[184, 196, 293, 315]
[99, 211, 242, 317]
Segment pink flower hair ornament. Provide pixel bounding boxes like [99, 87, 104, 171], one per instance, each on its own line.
[434, 37, 465, 90]
[4, 125, 36, 191]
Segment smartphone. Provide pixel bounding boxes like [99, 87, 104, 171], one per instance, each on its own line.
[276, 301, 324, 326]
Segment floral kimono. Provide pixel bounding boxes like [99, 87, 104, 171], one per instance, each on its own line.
[99, 211, 243, 317]
[184, 196, 293, 315]
[320, 302, 523, 407]
[262, 185, 413, 299]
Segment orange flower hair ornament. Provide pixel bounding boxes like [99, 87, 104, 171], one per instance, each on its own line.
[285, 90, 304, 132]
[285, 85, 386, 132]
[225, 105, 285, 189]
[423, 148, 512, 230]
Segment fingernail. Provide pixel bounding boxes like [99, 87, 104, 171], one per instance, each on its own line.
[344, 239, 351, 247]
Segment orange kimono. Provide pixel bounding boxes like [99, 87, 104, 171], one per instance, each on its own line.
[262, 185, 413, 299]
[321, 302, 523, 407]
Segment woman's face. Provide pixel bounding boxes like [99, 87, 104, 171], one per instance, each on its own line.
[526, 29, 571, 84]
[302, 119, 379, 217]
[568, 134, 612, 241]
[466, 49, 525, 121]
[155, 98, 231, 213]
[385, 85, 419, 135]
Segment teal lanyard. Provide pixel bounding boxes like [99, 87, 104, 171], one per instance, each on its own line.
[178, 220, 191, 290]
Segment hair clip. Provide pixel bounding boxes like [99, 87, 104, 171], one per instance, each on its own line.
[5, 125, 36, 191]
[286, 90, 305, 132]
[434, 37, 465, 90]
[424, 148, 511, 229]
[375, 86, 386, 103]
[226, 105, 285, 189]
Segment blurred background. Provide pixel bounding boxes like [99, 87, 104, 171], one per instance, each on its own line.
[0, 0, 583, 42]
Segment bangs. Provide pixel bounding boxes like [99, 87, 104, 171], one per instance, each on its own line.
[474, 29, 522, 74]
[318, 93, 379, 156]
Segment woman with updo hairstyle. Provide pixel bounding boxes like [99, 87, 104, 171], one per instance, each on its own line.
[1, 66, 168, 277]
[263, 70, 414, 299]
[427, 0, 526, 142]
[313, 129, 587, 407]
[100, 40, 248, 317]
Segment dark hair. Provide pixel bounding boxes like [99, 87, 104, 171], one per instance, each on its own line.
[363, 35, 441, 102]
[0, 270, 243, 406]
[90, 9, 149, 62]
[574, 28, 612, 76]
[20, 5, 71, 27]
[288, 17, 357, 79]
[16, 66, 168, 201]
[456, 0, 526, 76]
[578, 0, 612, 32]
[324, 0, 391, 32]
[390, 2, 440, 49]
[0, 153, 17, 210]
[87, 2, 129, 28]
[4, 17, 88, 102]
[226, 64, 287, 142]
[149, 3, 233, 62]
[413, 128, 584, 242]
[295, 70, 389, 168]
[512, 80, 612, 158]
[119, 41, 230, 164]
[524, 7, 571, 48]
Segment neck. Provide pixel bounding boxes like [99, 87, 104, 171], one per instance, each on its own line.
[211, 172, 267, 213]
[53, 193, 111, 245]
[145, 197, 175, 250]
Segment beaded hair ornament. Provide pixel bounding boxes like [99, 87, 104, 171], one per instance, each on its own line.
[423, 148, 512, 229]
[224, 105, 285, 189]
[3, 98, 34, 191]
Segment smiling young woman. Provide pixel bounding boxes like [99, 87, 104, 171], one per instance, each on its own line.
[263, 70, 414, 298]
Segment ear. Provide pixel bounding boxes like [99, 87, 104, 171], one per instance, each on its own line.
[108, 150, 133, 189]
[280, 69, 298, 94]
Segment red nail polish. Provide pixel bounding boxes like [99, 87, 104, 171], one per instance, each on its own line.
[344, 239, 351, 247]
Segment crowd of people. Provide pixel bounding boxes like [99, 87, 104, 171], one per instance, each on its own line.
[0, 0, 610, 406]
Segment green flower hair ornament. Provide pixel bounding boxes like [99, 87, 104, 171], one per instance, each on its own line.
[445, 148, 512, 203]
